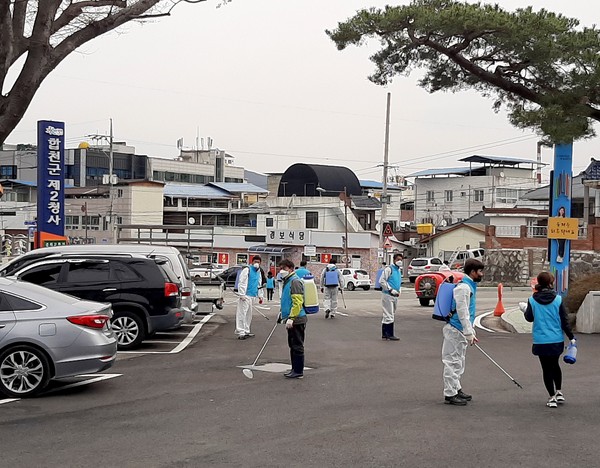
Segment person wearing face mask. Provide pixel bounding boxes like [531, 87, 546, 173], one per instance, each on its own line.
[442, 258, 485, 406]
[379, 253, 403, 341]
[235, 255, 266, 340]
[277, 259, 307, 379]
[320, 260, 344, 319]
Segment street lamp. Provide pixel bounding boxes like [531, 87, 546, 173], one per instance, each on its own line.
[316, 185, 349, 267]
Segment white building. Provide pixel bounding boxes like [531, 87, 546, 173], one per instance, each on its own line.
[410, 155, 541, 226]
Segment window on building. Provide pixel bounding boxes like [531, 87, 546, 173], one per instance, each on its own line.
[306, 211, 319, 229]
[153, 171, 165, 181]
[66, 216, 80, 230]
[117, 189, 124, 198]
[496, 188, 519, 204]
[474, 190, 484, 202]
[82, 216, 100, 230]
[426, 190, 435, 202]
[0, 165, 17, 179]
[163, 197, 177, 207]
[266, 217, 274, 227]
[445, 190, 453, 202]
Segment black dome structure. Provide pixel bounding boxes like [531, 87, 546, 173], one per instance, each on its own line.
[277, 163, 362, 197]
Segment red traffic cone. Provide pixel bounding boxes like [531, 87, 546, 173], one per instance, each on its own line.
[494, 283, 505, 317]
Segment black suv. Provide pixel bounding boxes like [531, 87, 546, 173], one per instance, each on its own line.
[5, 255, 184, 350]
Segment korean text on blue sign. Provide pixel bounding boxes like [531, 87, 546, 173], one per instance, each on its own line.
[37, 121, 65, 237]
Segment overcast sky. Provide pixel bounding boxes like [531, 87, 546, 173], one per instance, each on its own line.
[6, 0, 600, 181]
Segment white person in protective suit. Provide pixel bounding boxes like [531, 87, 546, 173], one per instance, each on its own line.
[235, 255, 266, 340]
[320, 260, 344, 319]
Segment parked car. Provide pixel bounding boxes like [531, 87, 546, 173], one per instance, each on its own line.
[341, 268, 371, 291]
[0, 244, 197, 323]
[408, 257, 444, 283]
[0, 277, 117, 398]
[4, 255, 184, 350]
[415, 270, 464, 307]
[190, 263, 225, 280]
[449, 248, 485, 270]
[217, 265, 244, 289]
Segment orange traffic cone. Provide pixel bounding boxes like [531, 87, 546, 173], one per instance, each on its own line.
[494, 283, 505, 317]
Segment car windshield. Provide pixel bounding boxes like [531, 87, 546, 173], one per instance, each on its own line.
[411, 260, 428, 267]
[356, 270, 368, 275]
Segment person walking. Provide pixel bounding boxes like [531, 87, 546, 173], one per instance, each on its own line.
[522, 271, 575, 408]
[278, 259, 307, 379]
[235, 255, 266, 340]
[295, 261, 311, 280]
[378, 254, 402, 340]
[442, 258, 484, 406]
[266, 271, 275, 301]
[320, 260, 344, 319]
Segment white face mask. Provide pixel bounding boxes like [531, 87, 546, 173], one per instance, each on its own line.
[395, 261, 403, 267]
[279, 270, 290, 278]
[253, 263, 260, 269]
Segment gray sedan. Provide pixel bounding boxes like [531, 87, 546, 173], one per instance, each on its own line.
[0, 277, 117, 398]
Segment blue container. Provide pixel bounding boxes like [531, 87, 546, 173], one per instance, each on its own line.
[563, 342, 577, 364]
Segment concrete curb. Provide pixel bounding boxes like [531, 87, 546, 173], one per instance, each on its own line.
[501, 306, 532, 334]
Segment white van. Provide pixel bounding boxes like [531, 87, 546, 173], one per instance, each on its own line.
[449, 248, 485, 270]
[0, 244, 197, 322]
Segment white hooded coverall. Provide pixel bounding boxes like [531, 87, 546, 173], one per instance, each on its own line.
[235, 267, 264, 336]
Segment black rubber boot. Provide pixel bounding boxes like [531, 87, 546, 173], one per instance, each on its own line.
[387, 323, 399, 341]
[382, 323, 388, 340]
[285, 355, 304, 379]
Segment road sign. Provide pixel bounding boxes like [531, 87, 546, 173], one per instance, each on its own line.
[383, 222, 393, 238]
[383, 238, 393, 249]
[43, 240, 67, 247]
[24, 220, 37, 226]
[377, 248, 384, 258]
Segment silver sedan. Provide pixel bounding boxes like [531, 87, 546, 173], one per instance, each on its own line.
[0, 277, 117, 398]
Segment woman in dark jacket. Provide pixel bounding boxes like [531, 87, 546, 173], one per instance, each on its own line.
[522, 271, 575, 408]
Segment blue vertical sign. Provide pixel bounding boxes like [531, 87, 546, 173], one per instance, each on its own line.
[37, 120, 65, 240]
[549, 142, 573, 296]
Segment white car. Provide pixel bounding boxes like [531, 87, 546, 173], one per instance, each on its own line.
[408, 257, 444, 283]
[340, 268, 371, 291]
[190, 263, 225, 280]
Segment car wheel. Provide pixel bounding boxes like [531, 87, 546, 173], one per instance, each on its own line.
[347, 282, 355, 291]
[0, 345, 51, 398]
[111, 311, 145, 350]
[410, 277, 416, 283]
[362, 286, 370, 291]
[419, 298, 430, 307]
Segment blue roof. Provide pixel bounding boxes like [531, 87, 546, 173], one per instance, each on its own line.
[407, 168, 473, 178]
[359, 180, 404, 190]
[163, 183, 233, 199]
[209, 182, 269, 194]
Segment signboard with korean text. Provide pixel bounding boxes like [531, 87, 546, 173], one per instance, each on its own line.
[36, 120, 67, 248]
[303, 245, 317, 256]
[267, 229, 311, 245]
[549, 143, 573, 296]
[548, 217, 578, 240]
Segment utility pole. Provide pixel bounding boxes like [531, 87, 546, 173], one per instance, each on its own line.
[108, 118, 115, 242]
[344, 186, 349, 267]
[380, 92, 391, 248]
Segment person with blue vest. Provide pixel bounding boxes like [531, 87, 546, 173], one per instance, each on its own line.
[266, 272, 275, 301]
[320, 260, 344, 319]
[235, 255, 266, 340]
[278, 259, 307, 379]
[522, 271, 575, 408]
[295, 261, 311, 280]
[442, 258, 484, 406]
[379, 254, 402, 340]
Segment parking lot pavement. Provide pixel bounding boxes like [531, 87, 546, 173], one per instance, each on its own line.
[4, 287, 599, 467]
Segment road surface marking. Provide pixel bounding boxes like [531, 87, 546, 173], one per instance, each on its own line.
[119, 313, 215, 355]
[475, 311, 495, 333]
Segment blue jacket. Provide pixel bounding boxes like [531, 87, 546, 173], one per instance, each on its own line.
[266, 277, 275, 289]
[449, 276, 477, 333]
[529, 295, 564, 344]
[281, 273, 306, 320]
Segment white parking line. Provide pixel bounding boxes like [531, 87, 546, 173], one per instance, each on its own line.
[119, 313, 215, 355]
[141, 340, 180, 345]
[0, 373, 122, 405]
[154, 331, 190, 336]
